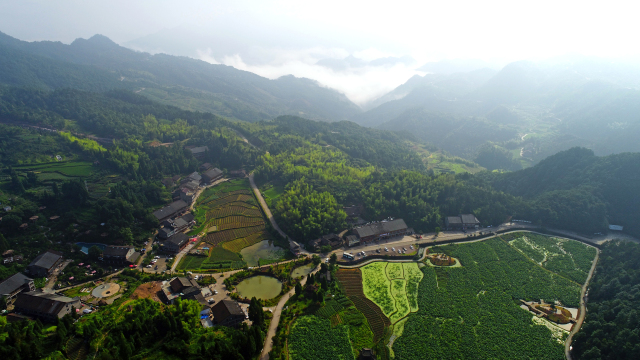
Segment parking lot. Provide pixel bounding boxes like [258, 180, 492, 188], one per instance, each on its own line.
[143, 254, 173, 274]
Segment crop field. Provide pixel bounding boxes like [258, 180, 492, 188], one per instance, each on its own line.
[390, 238, 590, 359]
[13, 161, 95, 177]
[288, 316, 354, 360]
[176, 247, 245, 271]
[360, 262, 423, 324]
[503, 232, 597, 283]
[335, 269, 390, 341]
[221, 231, 269, 252]
[177, 178, 275, 271]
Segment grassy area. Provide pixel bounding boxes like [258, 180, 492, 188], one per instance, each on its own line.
[261, 184, 284, 205]
[62, 284, 93, 298]
[409, 143, 485, 174]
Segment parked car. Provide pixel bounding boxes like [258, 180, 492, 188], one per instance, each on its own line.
[385, 247, 389, 252]
[391, 247, 395, 252]
[376, 249, 381, 253]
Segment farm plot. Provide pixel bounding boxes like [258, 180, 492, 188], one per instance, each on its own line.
[222, 231, 269, 253]
[335, 269, 390, 341]
[178, 178, 273, 271]
[288, 316, 354, 360]
[360, 262, 423, 324]
[391, 238, 587, 360]
[503, 232, 597, 284]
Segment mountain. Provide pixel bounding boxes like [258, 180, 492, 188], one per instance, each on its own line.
[484, 147, 640, 237]
[0, 31, 362, 122]
[355, 58, 640, 165]
[354, 68, 497, 125]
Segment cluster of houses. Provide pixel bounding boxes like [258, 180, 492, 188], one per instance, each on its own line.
[0, 250, 83, 322]
[305, 218, 412, 252]
[160, 275, 247, 328]
[444, 214, 481, 230]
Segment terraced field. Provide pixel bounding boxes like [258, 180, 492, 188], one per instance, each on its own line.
[177, 179, 275, 271]
[335, 269, 390, 341]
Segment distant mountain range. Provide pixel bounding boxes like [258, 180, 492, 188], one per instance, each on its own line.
[352, 58, 640, 165]
[0, 31, 361, 122]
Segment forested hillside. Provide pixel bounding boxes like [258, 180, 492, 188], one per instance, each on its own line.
[0, 31, 361, 122]
[571, 240, 640, 359]
[357, 58, 640, 166]
[484, 147, 640, 237]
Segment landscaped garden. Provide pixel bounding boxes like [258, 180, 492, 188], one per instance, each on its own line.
[360, 262, 423, 325]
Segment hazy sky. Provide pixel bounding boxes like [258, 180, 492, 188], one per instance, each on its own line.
[1, 0, 638, 104]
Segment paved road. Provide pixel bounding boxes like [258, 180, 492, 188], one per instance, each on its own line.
[565, 249, 600, 360]
[260, 263, 319, 360]
[44, 259, 73, 290]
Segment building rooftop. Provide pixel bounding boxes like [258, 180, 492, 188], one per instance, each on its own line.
[152, 200, 188, 220]
[188, 146, 209, 155]
[203, 168, 223, 180]
[446, 216, 462, 224]
[165, 233, 189, 248]
[460, 214, 480, 224]
[14, 291, 78, 315]
[103, 245, 133, 258]
[354, 219, 408, 238]
[0, 273, 33, 296]
[211, 300, 245, 323]
[28, 250, 63, 270]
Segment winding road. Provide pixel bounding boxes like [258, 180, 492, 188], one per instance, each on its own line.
[259, 264, 320, 360]
[565, 249, 600, 360]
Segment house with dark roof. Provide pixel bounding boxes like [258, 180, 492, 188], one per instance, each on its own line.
[158, 214, 195, 240]
[185, 172, 202, 183]
[352, 219, 408, 244]
[445, 214, 480, 230]
[160, 276, 207, 305]
[103, 245, 139, 264]
[152, 200, 189, 222]
[188, 146, 209, 159]
[359, 348, 376, 360]
[290, 241, 302, 256]
[211, 300, 246, 328]
[163, 233, 190, 253]
[346, 235, 360, 247]
[309, 233, 344, 251]
[27, 250, 63, 278]
[0, 273, 35, 301]
[202, 168, 223, 183]
[199, 163, 213, 172]
[13, 291, 81, 322]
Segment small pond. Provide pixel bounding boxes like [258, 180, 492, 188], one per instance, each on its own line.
[291, 263, 315, 279]
[241, 240, 286, 267]
[235, 275, 283, 300]
[76, 242, 107, 254]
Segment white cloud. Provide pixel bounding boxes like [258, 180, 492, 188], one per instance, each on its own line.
[198, 48, 420, 106]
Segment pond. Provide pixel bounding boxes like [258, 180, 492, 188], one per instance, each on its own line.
[240, 240, 286, 267]
[291, 263, 315, 279]
[76, 242, 107, 254]
[235, 275, 283, 300]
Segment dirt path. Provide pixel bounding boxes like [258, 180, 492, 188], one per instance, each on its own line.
[260, 264, 319, 360]
[249, 173, 308, 254]
[565, 249, 600, 359]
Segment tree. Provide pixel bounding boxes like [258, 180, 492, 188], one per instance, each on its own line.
[312, 255, 321, 266]
[119, 227, 134, 243]
[320, 245, 331, 253]
[88, 246, 102, 260]
[27, 171, 38, 187]
[0, 234, 9, 254]
[435, 227, 441, 236]
[248, 297, 264, 327]
[295, 283, 302, 296]
[330, 253, 337, 265]
[52, 182, 60, 197]
[320, 263, 328, 273]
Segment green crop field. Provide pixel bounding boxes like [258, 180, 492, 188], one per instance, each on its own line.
[504, 232, 597, 284]
[361, 262, 423, 325]
[391, 238, 591, 359]
[288, 316, 355, 360]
